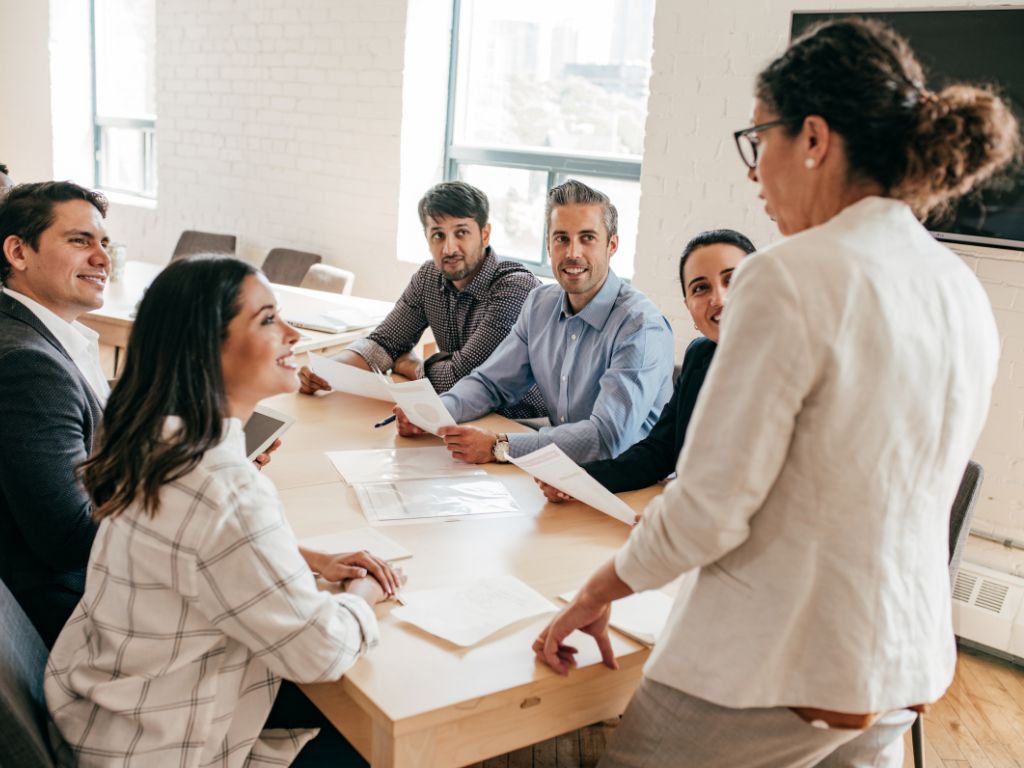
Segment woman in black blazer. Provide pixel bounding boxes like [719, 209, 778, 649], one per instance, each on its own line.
[540, 229, 756, 499]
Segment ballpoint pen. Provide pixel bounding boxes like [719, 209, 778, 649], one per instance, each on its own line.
[373, 414, 397, 428]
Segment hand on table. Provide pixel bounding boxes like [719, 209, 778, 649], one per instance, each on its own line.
[301, 547, 405, 598]
[533, 591, 617, 676]
[438, 425, 497, 464]
[536, 479, 574, 503]
[392, 350, 424, 381]
[344, 567, 407, 606]
[394, 406, 427, 437]
[253, 439, 282, 471]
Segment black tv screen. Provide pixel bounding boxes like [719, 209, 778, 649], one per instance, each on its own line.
[791, 9, 1024, 251]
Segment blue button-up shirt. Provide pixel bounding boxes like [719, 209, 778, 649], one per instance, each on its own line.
[441, 272, 675, 463]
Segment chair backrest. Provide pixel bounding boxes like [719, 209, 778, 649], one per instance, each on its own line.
[261, 248, 322, 287]
[0, 580, 57, 767]
[948, 461, 983, 583]
[299, 263, 355, 296]
[170, 230, 237, 262]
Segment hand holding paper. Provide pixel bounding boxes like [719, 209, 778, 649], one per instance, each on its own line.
[386, 379, 456, 435]
[308, 352, 394, 402]
[510, 444, 637, 525]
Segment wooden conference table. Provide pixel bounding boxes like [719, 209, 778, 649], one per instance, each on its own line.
[82, 261, 394, 357]
[260, 384, 666, 767]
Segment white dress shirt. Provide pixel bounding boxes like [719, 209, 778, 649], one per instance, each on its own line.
[2, 288, 110, 403]
[615, 197, 999, 712]
[45, 418, 379, 767]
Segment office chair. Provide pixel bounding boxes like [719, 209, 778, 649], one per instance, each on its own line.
[0, 579, 61, 767]
[911, 460, 984, 768]
[170, 230, 237, 262]
[261, 248, 322, 286]
[300, 263, 355, 295]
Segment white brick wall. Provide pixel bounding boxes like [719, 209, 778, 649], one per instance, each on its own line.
[635, 0, 1024, 570]
[107, 0, 416, 300]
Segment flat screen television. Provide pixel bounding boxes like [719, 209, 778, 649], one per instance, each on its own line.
[791, 9, 1024, 252]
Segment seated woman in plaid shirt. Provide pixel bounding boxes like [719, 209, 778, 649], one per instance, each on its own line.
[45, 257, 399, 767]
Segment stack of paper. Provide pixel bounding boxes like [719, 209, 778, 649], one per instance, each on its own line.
[510, 444, 637, 525]
[393, 575, 557, 646]
[327, 446, 483, 484]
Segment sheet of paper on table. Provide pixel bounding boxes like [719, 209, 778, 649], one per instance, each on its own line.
[327, 446, 484, 485]
[354, 477, 520, 525]
[386, 378, 456, 434]
[323, 306, 388, 330]
[559, 588, 674, 647]
[308, 352, 394, 402]
[509, 443, 637, 526]
[393, 574, 557, 647]
[299, 527, 412, 562]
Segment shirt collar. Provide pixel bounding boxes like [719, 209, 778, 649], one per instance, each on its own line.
[560, 270, 622, 330]
[439, 246, 498, 300]
[1, 287, 97, 357]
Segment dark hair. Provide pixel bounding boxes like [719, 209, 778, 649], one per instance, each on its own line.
[417, 181, 489, 230]
[545, 179, 618, 240]
[0, 164, 9, 175]
[0, 181, 108, 283]
[756, 17, 1021, 218]
[678, 229, 756, 287]
[81, 257, 257, 520]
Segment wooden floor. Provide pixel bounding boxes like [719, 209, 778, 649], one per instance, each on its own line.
[466, 646, 1024, 768]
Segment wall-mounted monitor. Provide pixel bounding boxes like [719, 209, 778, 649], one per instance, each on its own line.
[791, 9, 1024, 252]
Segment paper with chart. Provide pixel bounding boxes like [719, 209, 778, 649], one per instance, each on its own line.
[559, 588, 674, 647]
[299, 527, 412, 562]
[327, 446, 484, 485]
[353, 476, 519, 524]
[308, 353, 394, 402]
[509, 444, 637, 525]
[393, 575, 557, 647]
[386, 378, 456, 434]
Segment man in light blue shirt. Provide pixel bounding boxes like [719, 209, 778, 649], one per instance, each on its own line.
[396, 179, 674, 464]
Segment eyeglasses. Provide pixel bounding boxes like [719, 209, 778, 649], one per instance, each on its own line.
[732, 118, 803, 170]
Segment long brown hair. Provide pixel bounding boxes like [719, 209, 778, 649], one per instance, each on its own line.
[81, 257, 256, 520]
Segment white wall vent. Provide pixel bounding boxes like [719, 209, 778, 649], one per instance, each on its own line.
[952, 561, 1024, 661]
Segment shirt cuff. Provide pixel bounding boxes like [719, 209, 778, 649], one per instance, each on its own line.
[506, 430, 544, 458]
[332, 592, 381, 651]
[346, 338, 394, 374]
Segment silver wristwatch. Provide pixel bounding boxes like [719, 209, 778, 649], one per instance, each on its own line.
[492, 433, 511, 463]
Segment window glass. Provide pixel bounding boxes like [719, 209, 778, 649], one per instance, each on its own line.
[458, 165, 548, 265]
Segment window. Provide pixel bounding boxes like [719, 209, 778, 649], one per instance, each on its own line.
[445, 0, 655, 277]
[91, 0, 157, 198]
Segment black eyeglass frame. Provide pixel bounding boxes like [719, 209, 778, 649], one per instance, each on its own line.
[732, 117, 805, 170]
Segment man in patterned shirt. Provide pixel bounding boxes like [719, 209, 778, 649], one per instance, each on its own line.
[298, 181, 547, 418]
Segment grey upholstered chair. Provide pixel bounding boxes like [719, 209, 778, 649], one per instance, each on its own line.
[0, 579, 60, 767]
[170, 230, 237, 262]
[911, 460, 983, 768]
[299, 263, 356, 295]
[261, 248, 322, 286]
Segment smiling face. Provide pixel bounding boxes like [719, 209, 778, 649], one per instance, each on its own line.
[220, 273, 301, 419]
[548, 203, 619, 313]
[3, 199, 110, 323]
[682, 243, 746, 343]
[424, 215, 491, 290]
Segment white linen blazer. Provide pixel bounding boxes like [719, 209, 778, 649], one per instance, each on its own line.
[616, 196, 999, 712]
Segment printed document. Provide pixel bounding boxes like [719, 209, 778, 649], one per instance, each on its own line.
[308, 352, 394, 402]
[386, 378, 457, 434]
[393, 575, 557, 646]
[510, 444, 637, 525]
[354, 477, 519, 524]
[327, 446, 483, 485]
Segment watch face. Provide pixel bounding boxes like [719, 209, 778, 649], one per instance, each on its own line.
[493, 440, 510, 462]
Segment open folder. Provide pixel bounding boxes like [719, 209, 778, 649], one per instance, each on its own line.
[509, 444, 637, 525]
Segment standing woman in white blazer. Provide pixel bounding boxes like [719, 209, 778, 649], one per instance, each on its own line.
[534, 18, 1021, 768]
[45, 257, 400, 767]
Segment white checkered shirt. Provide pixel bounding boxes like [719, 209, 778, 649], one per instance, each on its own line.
[45, 418, 379, 767]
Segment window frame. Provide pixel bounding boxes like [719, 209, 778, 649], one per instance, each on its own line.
[89, 0, 158, 199]
[443, 0, 643, 276]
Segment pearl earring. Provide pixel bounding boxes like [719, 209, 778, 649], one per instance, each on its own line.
[804, 157, 817, 169]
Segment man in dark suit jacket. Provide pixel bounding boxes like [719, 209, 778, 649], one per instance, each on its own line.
[0, 181, 111, 647]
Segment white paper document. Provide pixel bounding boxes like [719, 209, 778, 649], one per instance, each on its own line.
[327, 446, 484, 485]
[509, 444, 637, 525]
[386, 378, 456, 434]
[559, 589, 674, 647]
[393, 575, 557, 647]
[354, 477, 519, 524]
[308, 352, 394, 402]
[299, 527, 412, 562]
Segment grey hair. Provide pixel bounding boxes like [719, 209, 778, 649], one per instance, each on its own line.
[545, 179, 618, 240]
